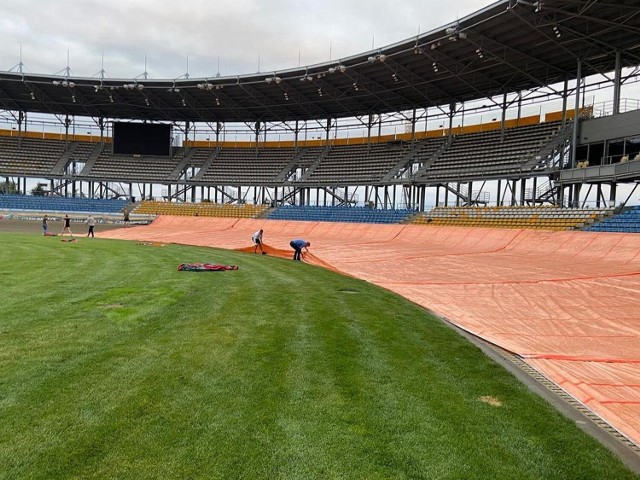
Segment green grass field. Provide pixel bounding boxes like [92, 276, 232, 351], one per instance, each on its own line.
[0, 232, 637, 479]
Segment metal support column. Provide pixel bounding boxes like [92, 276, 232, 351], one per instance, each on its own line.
[570, 59, 582, 169]
[613, 50, 622, 115]
[609, 183, 617, 207]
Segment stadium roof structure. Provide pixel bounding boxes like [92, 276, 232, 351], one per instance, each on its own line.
[0, 0, 639, 124]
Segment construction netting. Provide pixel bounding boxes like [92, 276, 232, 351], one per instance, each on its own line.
[100, 215, 640, 445]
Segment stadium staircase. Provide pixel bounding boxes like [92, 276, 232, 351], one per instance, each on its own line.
[522, 121, 574, 172]
[50, 143, 78, 175]
[169, 148, 196, 180]
[275, 147, 310, 182]
[381, 138, 440, 182]
[77, 143, 105, 176]
[297, 147, 330, 181]
[410, 137, 452, 179]
[192, 147, 221, 181]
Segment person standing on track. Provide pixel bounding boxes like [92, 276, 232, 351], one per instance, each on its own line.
[86, 214, 96, 238]
[252, 229, 265, 254]
[42, 214, 48, 236]
[289, 239, 310, 261]
[61, 214, 73, 238]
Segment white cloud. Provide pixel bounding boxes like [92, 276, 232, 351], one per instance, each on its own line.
[0, 0, 490, 78]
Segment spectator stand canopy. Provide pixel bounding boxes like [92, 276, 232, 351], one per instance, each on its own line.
[0, 0, 639, 124]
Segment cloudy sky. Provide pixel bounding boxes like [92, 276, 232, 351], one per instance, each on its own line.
[0, 0, 491, 79]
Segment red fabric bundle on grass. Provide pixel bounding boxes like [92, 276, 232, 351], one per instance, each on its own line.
[178, 263, 238, 272]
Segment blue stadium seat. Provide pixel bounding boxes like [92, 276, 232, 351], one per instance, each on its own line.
[0, 194, 130, 214]
[266, 205, 414, 224]
[586, 206, 640, 233]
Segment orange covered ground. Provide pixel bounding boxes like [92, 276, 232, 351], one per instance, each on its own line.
[100, 216, 640, 445]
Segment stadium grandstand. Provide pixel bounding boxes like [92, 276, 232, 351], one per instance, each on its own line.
[2, 0, 640, 472]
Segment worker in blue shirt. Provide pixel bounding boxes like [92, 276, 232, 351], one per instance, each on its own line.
[289, 239, 310, 261]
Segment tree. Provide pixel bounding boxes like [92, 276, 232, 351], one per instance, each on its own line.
[31, 183, 47, 196]
[0, 181, 18, 195]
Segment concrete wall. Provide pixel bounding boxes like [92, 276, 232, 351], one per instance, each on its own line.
[579, 109, 640, 144]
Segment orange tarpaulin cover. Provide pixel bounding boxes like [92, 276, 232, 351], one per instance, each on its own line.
[100, 216, 640, 445]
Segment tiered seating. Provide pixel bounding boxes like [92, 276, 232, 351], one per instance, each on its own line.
[412, 205, 613, 230]
[200, 147, 295, 184]
[306, 142, 408, 183]
[280, 147, 324, 181]
[296, 147, 324, 169]
[0, 194, 129, 214]
[584, 206, 640, 233]
[69, 141, 97, 162]
[267, 205, 415, 224]
[409, 137, 448, 167]
[187, 147, 217, 168]
[134, 200, 269, 218]
[422, 122, 562, 180]
[86, 149, 183, 181]
[0, 136, 66, 176]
